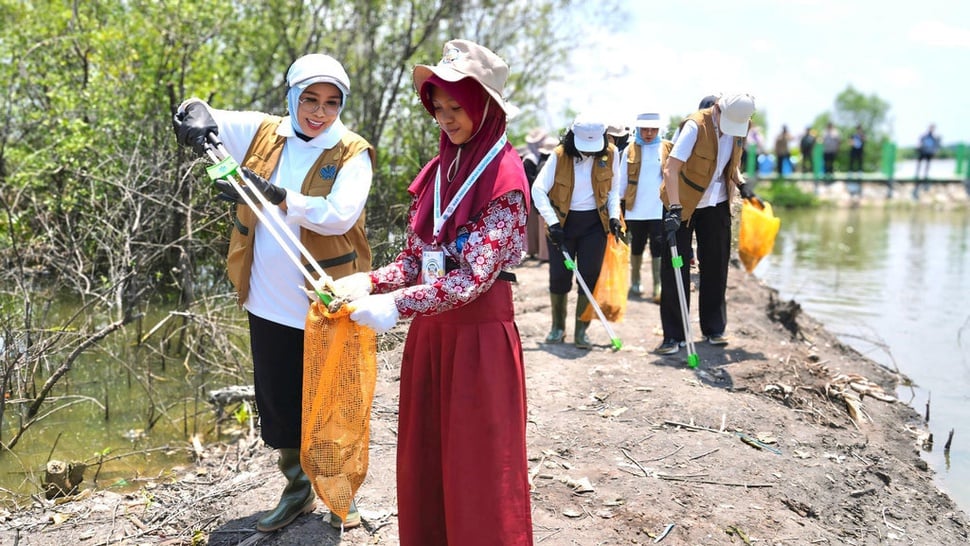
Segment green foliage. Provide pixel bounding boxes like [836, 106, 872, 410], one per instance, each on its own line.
[753, 179, 819, 208]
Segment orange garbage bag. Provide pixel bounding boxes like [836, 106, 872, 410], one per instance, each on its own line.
[738, 199, 781, 273]
[580, 234, 630, 323]
[301, 302, 377, 522]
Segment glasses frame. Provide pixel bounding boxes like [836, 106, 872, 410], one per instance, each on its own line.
[298, 96, 342, 115]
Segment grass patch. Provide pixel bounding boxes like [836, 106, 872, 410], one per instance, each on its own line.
[751, 179, 819, 208]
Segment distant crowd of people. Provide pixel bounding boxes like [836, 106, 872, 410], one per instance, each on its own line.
[710, 121, 945, 181]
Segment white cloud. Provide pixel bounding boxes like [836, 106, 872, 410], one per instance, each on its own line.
[908, 21, 970, 48]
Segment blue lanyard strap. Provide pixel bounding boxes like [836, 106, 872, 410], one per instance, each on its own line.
[433, 133, 508, 242]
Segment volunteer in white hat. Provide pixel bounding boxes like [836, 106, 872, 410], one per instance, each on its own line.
[656, 93, 760, 355]
[531, 112, 623, 349]
[617, 112, 672, 303]
[335, 38, 534, 545]
[173, 52, 374, 531]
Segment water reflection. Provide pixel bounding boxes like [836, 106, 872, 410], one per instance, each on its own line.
[757, 205, 970, 513]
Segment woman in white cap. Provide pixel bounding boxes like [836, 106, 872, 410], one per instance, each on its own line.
[658, 93, 760, 355]
[173, 52, 374, 531]
[531, 112, 623, 349]
[618, 112, 672, 303]
[334, 39, 533, 545]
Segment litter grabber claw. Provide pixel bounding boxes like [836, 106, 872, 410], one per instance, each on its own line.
[200, 132, 337, 305]
[562, 250, 622, 350]
[668, 239, 699, 369]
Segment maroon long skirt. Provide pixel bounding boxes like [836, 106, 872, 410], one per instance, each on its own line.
[396, 281, 533, 546]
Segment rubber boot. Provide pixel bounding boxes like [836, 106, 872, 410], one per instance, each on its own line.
[544, 293, 568, 343]
[330, 498, 361, 529]
[256, 448, 316, 532]
[574, 292, 592, 349]
[628, 254, 643, 298]
[650, 257, 662, 304]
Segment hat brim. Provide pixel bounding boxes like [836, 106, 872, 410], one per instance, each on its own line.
[412, 64, 519, 117]
[634, 121, 662, 129]
[719, 118, 750, 138]
[575, 136, 604, 153]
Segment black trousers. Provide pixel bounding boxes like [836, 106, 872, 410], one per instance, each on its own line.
[547, 209, 607, 295]
[659, 201, 731, 341]
[248, 312, 304, 449]
[626, 218, 664, 258]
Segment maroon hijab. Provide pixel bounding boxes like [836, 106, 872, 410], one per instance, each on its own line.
[408, 75, 529, 243]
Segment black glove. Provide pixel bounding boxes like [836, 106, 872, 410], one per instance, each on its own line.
[173, 101, 218, 157]
[547, 222, 565, 249]
[213, 178, 243, 203]
[739, 183, 764, 207]
[239, 167, 287, 205]
[609, 218, 624, 242]
[662, 205, 682, 244]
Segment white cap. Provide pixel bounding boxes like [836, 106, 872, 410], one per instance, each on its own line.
[634, 112, 663, 128]
[717, 94, 756, 137]
[571, 112, 607, 153]
[286, 54, 350, 97]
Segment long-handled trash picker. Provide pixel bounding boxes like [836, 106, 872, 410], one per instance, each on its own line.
[561, 249, 622, 350]
[668, 237, 699, 369]
[200, 133, 337, 304]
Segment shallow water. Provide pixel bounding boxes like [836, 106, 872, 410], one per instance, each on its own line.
[755, 205, 970, 512]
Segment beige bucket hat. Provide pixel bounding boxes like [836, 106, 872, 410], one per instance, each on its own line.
[413, 39, 519, 118]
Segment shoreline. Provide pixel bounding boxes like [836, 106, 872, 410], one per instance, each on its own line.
[3, 251, 970, 544]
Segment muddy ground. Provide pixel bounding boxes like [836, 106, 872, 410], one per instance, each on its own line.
[3, 256, 968, 545]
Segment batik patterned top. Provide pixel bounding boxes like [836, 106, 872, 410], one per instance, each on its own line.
[369, 191, 526, 317]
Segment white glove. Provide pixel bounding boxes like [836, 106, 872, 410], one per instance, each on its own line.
[332, 272, 373, 301]
[349, 293, 399, 334]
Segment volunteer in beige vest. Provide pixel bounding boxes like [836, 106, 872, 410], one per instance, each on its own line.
[617, 112, 673, 303]
[656, 94, 759, 355]
[532, 113, 622, 349]
[173, 53, 372, 532]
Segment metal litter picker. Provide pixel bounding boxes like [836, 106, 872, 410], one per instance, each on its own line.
[668, 239, 699, 369]
[561, 250, 622, 350]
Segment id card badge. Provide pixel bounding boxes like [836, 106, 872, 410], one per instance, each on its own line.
[422, 248, 445, 284]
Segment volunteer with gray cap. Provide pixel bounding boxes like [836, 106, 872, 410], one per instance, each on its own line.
[173, 52, 374, 531]
[532, 112, 623, 349]
[617, 112, 672, 303]
[656, 93, 760, 355]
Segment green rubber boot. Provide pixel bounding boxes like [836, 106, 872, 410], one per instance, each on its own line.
[256, 448, 316, 532]
[574, 292, 592, 349]
[628, 254, 643, 298]
[650, 257, 662, 304]
[544, 293, 568, 343]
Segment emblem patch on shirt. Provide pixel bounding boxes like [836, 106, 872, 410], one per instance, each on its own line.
[319, 165, 337, 180]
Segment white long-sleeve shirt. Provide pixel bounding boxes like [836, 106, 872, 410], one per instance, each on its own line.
[531, 149, 621, 227]
[210, 108, 373, 329]
[616, 140, 664, 221]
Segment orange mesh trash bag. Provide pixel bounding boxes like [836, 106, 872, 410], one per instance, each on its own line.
[738, 199, 781, 273]
[580, 234, 630, 323]
[301, 301, 377, 522]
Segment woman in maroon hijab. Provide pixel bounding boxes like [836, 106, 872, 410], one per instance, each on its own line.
[335, 40, 533, 545]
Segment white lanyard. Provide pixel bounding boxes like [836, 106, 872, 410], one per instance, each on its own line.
[433, 133, 507, 243]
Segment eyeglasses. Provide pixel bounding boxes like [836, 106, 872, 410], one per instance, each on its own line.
[298, 96, 342, 115]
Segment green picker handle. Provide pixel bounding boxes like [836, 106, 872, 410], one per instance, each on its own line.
[562, 250, 622, 350]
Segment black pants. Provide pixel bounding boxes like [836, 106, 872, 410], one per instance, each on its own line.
[626, 218, 664, 258]
[659, 201, 731, 341]
[547, 210, 607, 295]
[249, 312, 304, 448]
[823, 152, 837, 175]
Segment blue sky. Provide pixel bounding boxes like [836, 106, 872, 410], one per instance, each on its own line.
[545, 0, 969, 146]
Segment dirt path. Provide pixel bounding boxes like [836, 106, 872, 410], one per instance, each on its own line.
[4, 257, 968, 545]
